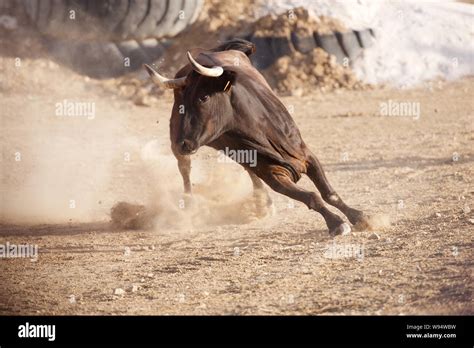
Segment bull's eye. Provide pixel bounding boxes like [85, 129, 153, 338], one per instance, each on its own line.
[199, 95, 210, 104]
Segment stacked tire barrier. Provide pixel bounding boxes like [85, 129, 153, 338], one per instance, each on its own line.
[242, 28, 375, 70]
[21, 0, 376, 78]
[23, 0, 203, 77]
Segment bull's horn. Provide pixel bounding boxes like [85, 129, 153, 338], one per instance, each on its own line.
[187, 51, 223, 77]
[143, 64, 187, 89]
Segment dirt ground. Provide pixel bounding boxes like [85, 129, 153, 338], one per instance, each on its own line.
[0, 49, 473, 315]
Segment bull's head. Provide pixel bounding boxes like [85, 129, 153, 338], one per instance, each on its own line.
[144, 52, 236, 155]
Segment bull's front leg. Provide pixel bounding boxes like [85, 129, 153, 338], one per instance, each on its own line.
[171, 144, 192, 194]
[177, 154, 192, 194]
[260, 166, 350, 236]
[173, 151, 195, 211]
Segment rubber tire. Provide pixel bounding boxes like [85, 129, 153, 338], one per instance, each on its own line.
[271, 36, 293, 60]
[166, 0, 202, 37]
[249, 35, 275, 70]
[314, 32, 347, 63]
[290, 31, 316, 54]
[355, 29, 375, 49]
[134, 0, 168, 40]
[336, 31, 363, 61]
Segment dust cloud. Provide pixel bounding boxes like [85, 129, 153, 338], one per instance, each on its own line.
[111, 140, 272, 231]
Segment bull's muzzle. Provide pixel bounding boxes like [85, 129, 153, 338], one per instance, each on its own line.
[179, 139, 198, 155]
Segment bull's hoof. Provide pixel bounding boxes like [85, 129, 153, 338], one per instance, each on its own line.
[329, 222, 351, 237]
[179, 193, 195, 210]
[347, 209, 373, 231]
[353, 215, 373, 231]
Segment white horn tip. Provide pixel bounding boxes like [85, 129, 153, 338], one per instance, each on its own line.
[187, 51, 223, 77]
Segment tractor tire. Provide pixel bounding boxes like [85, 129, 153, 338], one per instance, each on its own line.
[23, 0, 203, 41]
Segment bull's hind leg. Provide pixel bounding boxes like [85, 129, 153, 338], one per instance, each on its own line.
[306, 154, 371, 231]
[262, 168, 350, 236]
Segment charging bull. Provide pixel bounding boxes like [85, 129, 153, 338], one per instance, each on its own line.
[144, 39, 371, 236]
